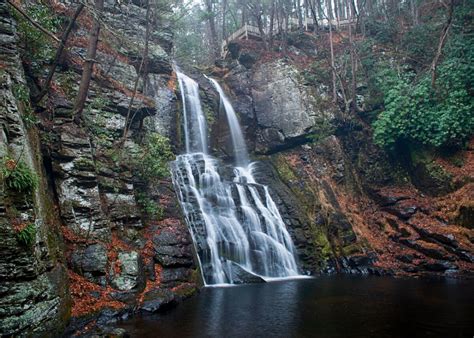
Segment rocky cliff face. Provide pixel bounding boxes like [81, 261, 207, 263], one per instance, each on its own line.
[208, 37, 474, 278]
[0, 1, 69, 335]
[0, 0, 199, 335]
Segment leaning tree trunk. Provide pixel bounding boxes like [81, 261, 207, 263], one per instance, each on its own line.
[431, 0, 454, 88]
[73, 0, 104, 124]
[34, 3, 84, 103]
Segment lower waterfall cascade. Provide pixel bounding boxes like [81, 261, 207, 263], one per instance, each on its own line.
[171, 70, 300, 285]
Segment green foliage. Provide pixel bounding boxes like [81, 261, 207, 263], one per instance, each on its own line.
[137, 133, 174, 182]
[372, 34, 474, 150]
[56, 70, 78, 100]
[14, 3, 62, 71]
[401, 23, 438, 66]
[365, 18, 398, 44]
[309, 115, 335, 144]
[1, 158, 39, 193]
[16, 223, 36, 247]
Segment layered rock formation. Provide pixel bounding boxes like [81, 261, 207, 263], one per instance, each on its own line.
[0, 1, 69, 335]
[0, 0, 198, 335]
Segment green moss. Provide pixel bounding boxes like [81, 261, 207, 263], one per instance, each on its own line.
[425, 162, 452, 182]
[136, 192, 164, 220]
[74, 158, 96, 171]
[342, 243, 362, 256]
[173, 284, 198, 299]
[272, 154, 297, 182]
[312, 227, 332, 261]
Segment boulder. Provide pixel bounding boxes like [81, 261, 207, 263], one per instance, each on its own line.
[251, 60, 333, 153]
[160, 267, 192, 286]
[110, 251, 145, 291]
[153, 228, 194, 267]
[140, 289, 177, 313]
[71, 244, 108, 275]
[226, 261, 265, 284]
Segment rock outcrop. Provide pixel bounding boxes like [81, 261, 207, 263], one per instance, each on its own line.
[0, 2, 70, 335]
[215, 57, 335, 154]
[251, 60, 333, 153]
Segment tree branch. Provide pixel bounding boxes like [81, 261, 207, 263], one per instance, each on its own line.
[33, 3, 84, 103]
[6, 0, 60, 43]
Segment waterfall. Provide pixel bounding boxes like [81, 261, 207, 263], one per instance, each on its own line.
[205, 76, 249, 167]
[171, 71, 300, 285]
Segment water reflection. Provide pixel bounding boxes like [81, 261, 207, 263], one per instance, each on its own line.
[120, 276, 474, 338]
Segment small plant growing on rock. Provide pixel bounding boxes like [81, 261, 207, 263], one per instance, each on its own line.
[136, 192, 164, 220]
[136, 133, 174, 181]
[13, 222, 36, 247]
[1, 157, 38, 193]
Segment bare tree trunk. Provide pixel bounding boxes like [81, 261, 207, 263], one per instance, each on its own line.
[329, 29, 337, 102]
[205, 0, 219, 59]
[122, 2, 151, 140]
[410, 0, 418, 26]
[34, 4, 84, 103]
[431, 0, 454, 88]
[269, 1, 276, 47]
[73, 0, 104, 124]
[222, 0, 228, 39]
[347, 0, 357, 114]
[333, 0, 340, 27]
[296, 0, 303, 30]
[308, 0, 319, 32]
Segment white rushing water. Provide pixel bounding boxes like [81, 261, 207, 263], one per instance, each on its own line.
[171, 71, 299, 285]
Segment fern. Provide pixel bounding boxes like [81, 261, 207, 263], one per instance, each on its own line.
[16, 223, 36, 247]
[1, 158, 39, 193]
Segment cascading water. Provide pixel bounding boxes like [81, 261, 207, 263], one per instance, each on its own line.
[171, 70, 299, 285]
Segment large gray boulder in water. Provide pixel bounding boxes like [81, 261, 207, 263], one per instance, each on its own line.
[226, 261, 266, 284]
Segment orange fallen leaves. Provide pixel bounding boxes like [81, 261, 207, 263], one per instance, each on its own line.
[68, 270, 125, 318]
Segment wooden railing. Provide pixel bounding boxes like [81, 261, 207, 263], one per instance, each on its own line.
[221, 17, 354, 57]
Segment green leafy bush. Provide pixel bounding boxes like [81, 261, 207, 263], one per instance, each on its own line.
[372, 38, 474, 149]
[1, 158, 39, 193]
[12, 83, 38, 128]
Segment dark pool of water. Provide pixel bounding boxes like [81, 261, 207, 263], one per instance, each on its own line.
[119, 276, 474, 338]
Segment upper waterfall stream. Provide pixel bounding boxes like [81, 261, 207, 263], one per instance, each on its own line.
[171, 71, 299, 285]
